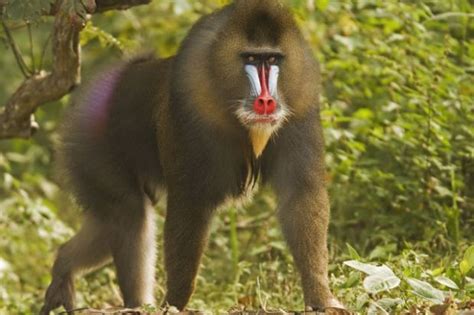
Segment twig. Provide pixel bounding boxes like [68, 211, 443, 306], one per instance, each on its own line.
[27, 22, 36, 73]
[1, 19, 31, 77]
[95, 0, 152, 13]
[424, 12, 474, 23]
[39, 30, 53, 70]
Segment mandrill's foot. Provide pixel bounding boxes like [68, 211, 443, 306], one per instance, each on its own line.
[39, 276, 75, 315]
[306, 298, 351, 314]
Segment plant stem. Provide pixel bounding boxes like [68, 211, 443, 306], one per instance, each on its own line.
[229, 207, 240, 277]
[1, 19, 31, 77]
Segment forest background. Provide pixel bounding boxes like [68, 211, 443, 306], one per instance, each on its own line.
[0, 0, 473, 313]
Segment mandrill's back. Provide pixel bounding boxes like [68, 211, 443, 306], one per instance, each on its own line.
[57, 56, 172, 215]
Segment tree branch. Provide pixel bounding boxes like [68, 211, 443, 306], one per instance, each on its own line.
[0, 7, 82, 139]
[95, 0, 152, 13]
[0, 0, 152, 140]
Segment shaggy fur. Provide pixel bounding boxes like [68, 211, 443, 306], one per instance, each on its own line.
[40, 1, 341, 313]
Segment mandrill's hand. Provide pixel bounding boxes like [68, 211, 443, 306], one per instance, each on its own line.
[39, 276, 75, 315]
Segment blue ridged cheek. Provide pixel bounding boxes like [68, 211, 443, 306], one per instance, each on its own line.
[244, 65, 261, 97]
[268, 65, 279, 96]
[244, 64, 279, 98]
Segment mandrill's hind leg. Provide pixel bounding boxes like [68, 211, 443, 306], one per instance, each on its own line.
[41, 196, 157, 315]
[40, 213, 112, 315]
[109, 197, 157, 308]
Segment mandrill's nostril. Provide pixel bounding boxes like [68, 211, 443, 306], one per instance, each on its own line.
[266, 99, 276, 114]
[254, 96, 277, 115]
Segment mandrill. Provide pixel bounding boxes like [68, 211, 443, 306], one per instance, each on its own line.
[40, 0, 343, 313]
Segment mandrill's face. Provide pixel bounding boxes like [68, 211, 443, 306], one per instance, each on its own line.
[211, 40, 292, 157]
[233, 47, 291, 157]
[236, 49, 289, 130]
[208, 3, 315, 157]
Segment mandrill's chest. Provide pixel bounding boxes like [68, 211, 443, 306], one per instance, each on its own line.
[207, 136, 264, 199]
[176, 132, 268, 203]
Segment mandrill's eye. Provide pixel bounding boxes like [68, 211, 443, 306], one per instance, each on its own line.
[241, 52, 284, 65]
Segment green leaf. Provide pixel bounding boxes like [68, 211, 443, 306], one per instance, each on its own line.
[363, 274, 401, 294]
[465, 280, 474, 292]
[315, 0, 329, 12]
[345, 260, 401, 294]
[344, 260, 396, 277]
[80, 22, 124, 50]
[460, 245, 474, 275]
[346, 243, 362, 260]
[354, 108, 375, 120]
[431, 267, 445, 277]
[368, 244, 397, 260]
[344, 271, 361, 288]
[376, 298, 404, 310]
[463, 245, 474, 269]
[406, 278, 445, 304]
[368, 302, 388, 315]
[434, 276, 459, 290]
[356, 293, 370, 310]
[460, 260, 471, 275]
[344, 260, 381, 275]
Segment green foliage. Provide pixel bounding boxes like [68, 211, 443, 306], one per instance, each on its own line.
[0, 0, 473, 313]
[460, 245, 474, 275]
[316, 0, 474, 248]
[2, 0, 96, 22]
[338, 245, 474, 313]
[2, 0, 55, 21]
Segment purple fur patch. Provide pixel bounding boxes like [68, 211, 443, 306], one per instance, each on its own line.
[79, 64, 125, 135]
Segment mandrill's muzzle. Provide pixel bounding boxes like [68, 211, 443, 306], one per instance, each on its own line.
[252, 64, 277, 115]
[245, 61, 280, 117]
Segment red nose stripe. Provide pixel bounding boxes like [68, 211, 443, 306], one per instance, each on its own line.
[253, 65, 276, 115]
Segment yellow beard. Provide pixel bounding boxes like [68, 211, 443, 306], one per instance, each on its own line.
[249, 127, 273, 158]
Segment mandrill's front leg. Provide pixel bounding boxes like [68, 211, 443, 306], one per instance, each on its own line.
[277, 185, 343, 310]
[265, 115, 344, 311]
[162, 192, 216, 310]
